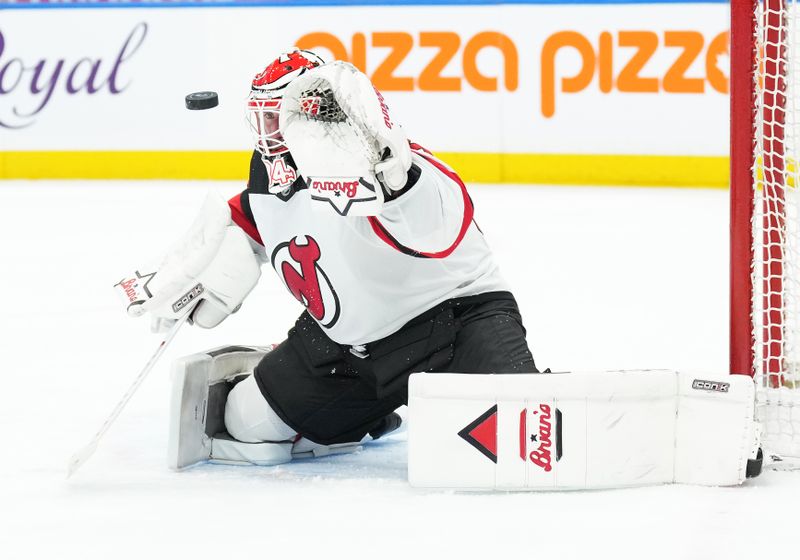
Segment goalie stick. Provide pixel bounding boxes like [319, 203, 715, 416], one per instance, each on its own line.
[66, 308, 194, 478]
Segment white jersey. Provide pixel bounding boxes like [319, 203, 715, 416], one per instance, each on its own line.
[229, 145, 508, 346]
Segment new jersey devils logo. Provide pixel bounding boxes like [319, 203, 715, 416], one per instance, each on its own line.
[271, 235, 340, 328]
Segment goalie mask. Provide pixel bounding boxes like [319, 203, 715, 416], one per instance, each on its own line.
[246, 48, 325, 193]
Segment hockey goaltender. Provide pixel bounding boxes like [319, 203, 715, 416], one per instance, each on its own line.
[115, 49, 763, 490]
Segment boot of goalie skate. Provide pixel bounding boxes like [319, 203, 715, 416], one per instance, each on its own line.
[369, 412, 403, 440]
[747, 448, 764, 478]
[289, 412, 404, 459]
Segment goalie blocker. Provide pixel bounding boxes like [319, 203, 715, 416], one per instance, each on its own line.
[408, 370, 762, 489]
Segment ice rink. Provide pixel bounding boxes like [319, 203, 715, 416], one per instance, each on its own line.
[2, 180, 798, 559]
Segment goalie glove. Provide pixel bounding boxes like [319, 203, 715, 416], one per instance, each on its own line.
[280, 61, 412, 215]
[114, 194, 262, 332]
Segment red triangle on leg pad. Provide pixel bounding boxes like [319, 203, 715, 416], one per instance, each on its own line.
[457, 405, 498, 463]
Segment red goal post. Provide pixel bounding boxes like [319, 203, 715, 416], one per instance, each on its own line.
[731, 0, 800, 465]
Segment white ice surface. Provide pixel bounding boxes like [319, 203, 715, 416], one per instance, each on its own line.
[1, 181, 798, 559]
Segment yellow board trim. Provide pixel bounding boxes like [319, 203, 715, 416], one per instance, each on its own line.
[0, 151, 253, 181]
[0, 151, 729, 187]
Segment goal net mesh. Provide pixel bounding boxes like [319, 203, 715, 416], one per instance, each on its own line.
[753, 0, 800, 464]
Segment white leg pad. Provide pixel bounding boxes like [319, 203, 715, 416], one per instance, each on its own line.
[168, 345, 281, 470]
[408, 370, 759, 490]
[169, 344, 364, 470]
[224, 375, 297, 443]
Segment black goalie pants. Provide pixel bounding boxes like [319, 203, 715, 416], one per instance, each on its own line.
[253, 291, 538, 445]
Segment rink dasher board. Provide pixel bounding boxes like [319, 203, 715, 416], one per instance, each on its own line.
[2, 3, 728, 187]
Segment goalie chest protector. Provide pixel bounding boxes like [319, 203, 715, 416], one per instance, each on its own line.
[237, 148, 508, 346]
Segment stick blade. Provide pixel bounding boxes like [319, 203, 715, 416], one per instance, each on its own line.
[66, 441, 97, 479]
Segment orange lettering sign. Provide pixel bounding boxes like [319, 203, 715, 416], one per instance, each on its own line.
[542, 29, 730, 118]
[296, 31, 518, 93]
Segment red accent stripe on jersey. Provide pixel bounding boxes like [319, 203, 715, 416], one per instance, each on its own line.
[408, 141, 433, 156]
[368, 147, 474, 259]
[228, 194, 264, 246]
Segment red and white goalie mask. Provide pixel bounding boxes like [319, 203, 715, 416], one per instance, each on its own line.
[246, 48, 325, 193]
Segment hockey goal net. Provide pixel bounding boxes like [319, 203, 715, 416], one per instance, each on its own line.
[732, 0, 800, 466]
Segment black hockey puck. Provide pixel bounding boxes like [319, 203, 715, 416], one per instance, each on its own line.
[185, 91, 219, 110]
